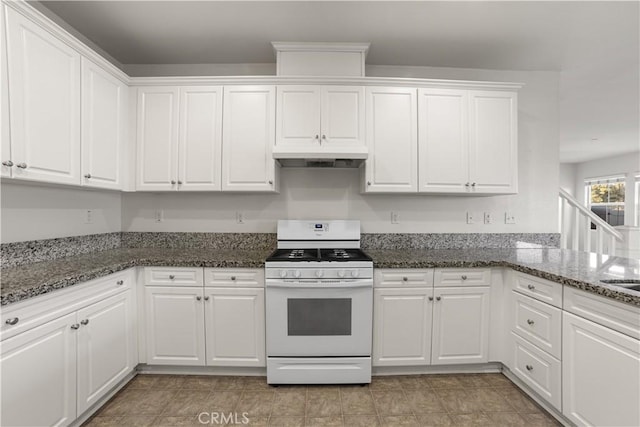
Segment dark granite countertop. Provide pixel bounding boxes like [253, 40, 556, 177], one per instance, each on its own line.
[2, 247, 639, 307]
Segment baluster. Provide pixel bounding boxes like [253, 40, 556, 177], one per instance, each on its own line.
[596, 228, 604, 255]
[585, 217, 592, 253]
[560, 199, 568, 249]
[572, 206, 580, 250]
[609, 235, 616, 256]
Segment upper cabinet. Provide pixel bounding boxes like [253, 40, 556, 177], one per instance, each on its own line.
[81, 58, 126, 190]
[275, 85, 365, 154]
[418, 88, 517, 194]
[222, 85, 278, 192]
[4, 7, 81, 185]
[362, 87, 418, 193]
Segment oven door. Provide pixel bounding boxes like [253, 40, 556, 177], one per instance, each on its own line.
[265, 280, 373, 357]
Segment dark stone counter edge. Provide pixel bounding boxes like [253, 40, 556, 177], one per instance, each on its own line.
[2, 258, 639, 308]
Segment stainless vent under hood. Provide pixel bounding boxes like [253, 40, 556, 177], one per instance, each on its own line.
[272, 147, 368, 168]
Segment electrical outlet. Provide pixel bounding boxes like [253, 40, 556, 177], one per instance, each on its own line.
[84, 210, 93, 224]
[484, 212, 493, 225]
[391, 211, 400, 224]
[236, 212, 245, 224]
[505, 212, 516, 224]
[466, 212, 478, 224]
[154, 210, 163, 223]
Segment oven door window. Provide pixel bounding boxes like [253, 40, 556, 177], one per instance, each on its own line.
[287, 298, 352, 336]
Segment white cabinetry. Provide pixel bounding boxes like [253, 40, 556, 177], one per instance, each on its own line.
[145, 286, 206, 366]
[136, 86, 180, 191]
[0, 270, 136, 427]
[81, 58, 126, 190]
[418, 88, 517, 194]
[222, 86, 278, 191]
[362, 87, 417, 193]
[562, 302, 640, 426]
[275, 85, 365, 154]
[143, 267, 266, 367]
[431, 270, 491, 365]
[5, 6, 81, 185]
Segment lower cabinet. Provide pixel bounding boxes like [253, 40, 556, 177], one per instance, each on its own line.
[143, 267, 266, 368]
[431, 286, 490, 365]
[0, 271, 136, 427]
[373, 287, 433, 366]
[562, 311, 640, 427]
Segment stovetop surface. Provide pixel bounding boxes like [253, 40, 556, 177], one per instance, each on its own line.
[266, 248, 372, 262]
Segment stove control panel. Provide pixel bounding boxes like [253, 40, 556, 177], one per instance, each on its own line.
[267, 267, 373, 280]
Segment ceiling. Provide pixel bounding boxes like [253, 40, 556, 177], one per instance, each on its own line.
[37, 1, 639, 164]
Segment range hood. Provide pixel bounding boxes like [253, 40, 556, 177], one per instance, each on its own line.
[273, 147, 368, 168]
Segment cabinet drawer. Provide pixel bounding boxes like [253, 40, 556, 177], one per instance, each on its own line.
[434, 268, 490, 287]
[512, 272, 562, 308]
[374, 269, 433, 288]
[144, 267, 203, 287]
[511, 291, 561, 359]
[1, 269, 134, 341]
[564, 286, 640, 340]
[511, 332, 561, 411]
[204, 269, 264, 287]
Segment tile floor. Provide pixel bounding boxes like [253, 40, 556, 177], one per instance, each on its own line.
[83, 373, 561, 426]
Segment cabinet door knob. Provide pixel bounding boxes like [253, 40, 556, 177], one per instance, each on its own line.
[436, 296, 441, 301]
[204, 296, 210, 301]
[428, 296, 434, 301]
[461, 275, 467, 280]
[322, 135, 326, 140]
[5, 317, 19, 325]
[268, 180, 273, 185]
[177, 180, 183, 185]
[526, 364, 533, 371]
[16, 163, 27, 169]
[465, 182, 470, 187]
[84, 173, 91, 179]
[527, 319, 535, 326]
[2, 160, 13, 167]
[171, 180, 176, 185]
[231, 276, 236, 281]
[471, 182, 476, 187]
[196, 296, 202, 301]
[402, 277, 408, 281]
[116, 280, 124, 286]
[169, 275, 175, 280]
[71, 324, 80, 330]
[527, 284, 536, 291]
[367, 181, 371, 186]
[315, 134, 319, 140]
[80, 319, 89, 325]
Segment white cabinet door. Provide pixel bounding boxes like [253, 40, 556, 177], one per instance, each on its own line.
[204, 287, 265, 367]
[81, 58, 126, 190]
[145, 286, 205, 366]
[276, 85, 321, 149]
[563, 312, 640, 427]
[468, 91, 517, 194]
[431, 286, 491, 365]
[5, 7, 81, 185]
[418, 88, 468, 193]
[222, 86, 276, 192]
[0, 313, 77, 427]
[321, 86, 365, 148]
[364, 87, 417, 193]
[136, 86, 180, 191]
[76, 290, 135, 414]
[373, 288, 433, 366]
[1, 4, 11, 178]
[178, 86, 223, 191]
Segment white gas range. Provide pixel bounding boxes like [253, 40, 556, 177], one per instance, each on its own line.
[265, 220, 373, 385]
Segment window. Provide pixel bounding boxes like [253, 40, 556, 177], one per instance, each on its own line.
[585, 176, 625, 228]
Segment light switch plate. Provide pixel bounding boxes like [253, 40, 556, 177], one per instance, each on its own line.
[391, 211, 400, 224]
[467, 212, 478, 224]
[505, 212, 516, 224]
[484, 212, 493, 225]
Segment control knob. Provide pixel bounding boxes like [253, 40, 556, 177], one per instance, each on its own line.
[315, 270, 324, 278]
[337, 270, 346, 278]
[350, 270, 360, 278]
[280, 270, 287, 278]
[293, 270, 301, 278]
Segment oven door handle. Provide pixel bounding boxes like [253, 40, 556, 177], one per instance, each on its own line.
[266, 281, 372, 289]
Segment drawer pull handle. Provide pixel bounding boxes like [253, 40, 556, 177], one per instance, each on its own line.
[526, 365, 533, 371]
[71, 324, 80, 330]
[461, 275, 467, 280]
[196, 296, 202, 301]
[116, 280, 124, 286]
[527, 319, 535, 326]
[231, 276, 236, 281]
[5, 317, 19, 325]
[436, 296, 441, 301]
[527, 284, 536, 291]
[169, 275, 175, 280]
[81, 319, 89, 326]
[402, 277, 408, 282]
